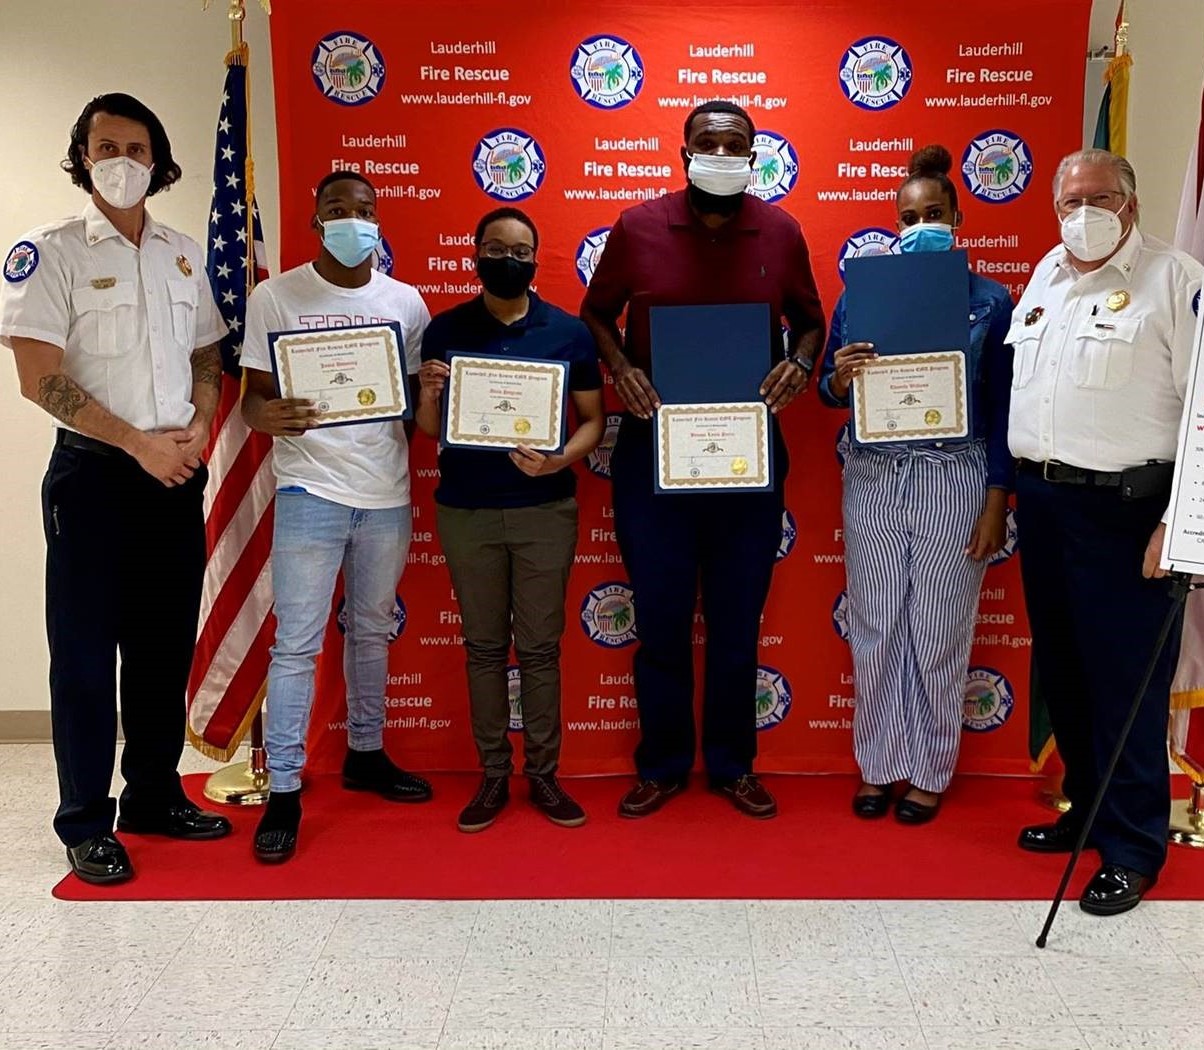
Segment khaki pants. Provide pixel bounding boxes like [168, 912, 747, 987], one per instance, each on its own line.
[436, 498, 578, 776]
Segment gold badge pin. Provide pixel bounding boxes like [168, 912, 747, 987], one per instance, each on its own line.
[513, 418, 531, 435]
[357, 388, 377, 407]
[176, 255, 193, 277]
[1106, 290, 1130, 312]
[925, 409, 942, 426]
[90, 277, 116, 290]
[730, 457, 749, 476]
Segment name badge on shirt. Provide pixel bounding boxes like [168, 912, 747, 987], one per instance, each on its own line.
[90, 276, 116, 290]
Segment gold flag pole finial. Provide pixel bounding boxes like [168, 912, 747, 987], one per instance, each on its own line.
[1115, 1, 1130, 57]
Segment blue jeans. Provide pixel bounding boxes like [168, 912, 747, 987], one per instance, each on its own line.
[265, 490, 412, 792]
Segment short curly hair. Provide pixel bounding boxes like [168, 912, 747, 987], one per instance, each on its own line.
[61, 93, 181, 197]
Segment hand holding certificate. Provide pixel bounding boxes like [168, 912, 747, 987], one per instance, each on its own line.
[270, 322, 409, 427]
[442, 354, 568, 452]
[655, 402, 771, 492]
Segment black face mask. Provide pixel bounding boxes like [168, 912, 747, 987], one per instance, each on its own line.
[687, 183, 746, 218]
[477, 256, 536, 299]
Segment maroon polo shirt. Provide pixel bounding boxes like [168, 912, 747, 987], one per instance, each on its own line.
[582, 188, 825, 371]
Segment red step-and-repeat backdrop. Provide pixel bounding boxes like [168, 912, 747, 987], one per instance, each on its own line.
[267, 0, 1093, 776]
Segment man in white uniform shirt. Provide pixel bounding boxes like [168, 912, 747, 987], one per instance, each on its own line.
[1009, 149, 1203, 915]
[241, 171, 431, 863]
[0, 93, 233, 885]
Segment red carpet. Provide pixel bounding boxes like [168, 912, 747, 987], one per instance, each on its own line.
[54, 772, 1204, 901]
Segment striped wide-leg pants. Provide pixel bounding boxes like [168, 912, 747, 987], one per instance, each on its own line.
[841, 444, 989, 793]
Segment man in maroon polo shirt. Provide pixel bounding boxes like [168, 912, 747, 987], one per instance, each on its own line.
[581, 100, 824, 820]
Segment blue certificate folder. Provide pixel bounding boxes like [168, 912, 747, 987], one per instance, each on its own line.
[649, 303, 773, 492]
[843, 250, 972, 445]
[649, 303, 771, 403]
[268, 321, 412, 427]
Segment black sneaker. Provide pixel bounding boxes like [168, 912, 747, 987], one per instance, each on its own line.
[458, 775, 510, 833]
[254, 789, 302, 864]
[528, 773, 586, 828]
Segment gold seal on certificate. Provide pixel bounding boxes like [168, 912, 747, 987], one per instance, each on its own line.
[270, 322, 409, 427]
[444, 354, 568, 451]
[656, 402, 771, 491]
[852, 351, 969, 444]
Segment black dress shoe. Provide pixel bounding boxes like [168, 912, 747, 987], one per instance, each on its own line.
[1080, 863, 1155, 916]
[1017, 822, 1079, 853]
[895, 793, 941, 825]
[254, 789, 301, 864]
[852, 783, 893, 819]
[67, 832, 134, 885]
[117, 802, 232, 840]
[342, 748, 433, 802]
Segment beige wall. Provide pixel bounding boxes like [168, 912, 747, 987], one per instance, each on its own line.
[0, 1, 1201, 715]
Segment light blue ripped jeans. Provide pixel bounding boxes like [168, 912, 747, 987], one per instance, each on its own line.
[265, 489, 411, 792]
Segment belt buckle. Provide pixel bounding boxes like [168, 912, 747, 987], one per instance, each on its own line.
[1043, 460, 1054, 482]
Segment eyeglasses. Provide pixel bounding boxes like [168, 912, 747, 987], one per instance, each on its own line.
[479, 240, 535, 262]
[1056, 191, 1127, 212]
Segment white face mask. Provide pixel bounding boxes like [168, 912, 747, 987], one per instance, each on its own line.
[686, 152, 752, 197]
[87, 156, 153, 210]
[1060, 203, 1126, 262]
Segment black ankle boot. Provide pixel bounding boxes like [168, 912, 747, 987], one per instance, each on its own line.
[254, 789, 301, 864]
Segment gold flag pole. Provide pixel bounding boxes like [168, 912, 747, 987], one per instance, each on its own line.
[199, 0, 271, 806]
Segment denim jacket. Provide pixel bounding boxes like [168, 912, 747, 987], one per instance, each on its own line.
[817, 270, 1016, 489]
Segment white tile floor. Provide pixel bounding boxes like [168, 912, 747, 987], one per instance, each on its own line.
[1, 741, 1202, 1050]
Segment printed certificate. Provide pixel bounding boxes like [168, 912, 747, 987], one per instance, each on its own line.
[852, 351, 969, 444]
[269, 322, 408, 427]
[655, 402, 771, 492]
[443, 354, 568, 451]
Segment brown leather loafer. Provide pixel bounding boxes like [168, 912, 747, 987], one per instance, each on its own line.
[618, 778, 686, 818]
[712, 774, 777, 819]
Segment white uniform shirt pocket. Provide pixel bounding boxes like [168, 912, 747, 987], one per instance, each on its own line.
[1070, 315, 1140, 390]
[1004, 313, 1048, 390]
[167, 278, 198, 350]
[69, 282, 137, 357]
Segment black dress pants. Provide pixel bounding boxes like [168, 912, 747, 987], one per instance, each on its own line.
[42, 437, 207, 847]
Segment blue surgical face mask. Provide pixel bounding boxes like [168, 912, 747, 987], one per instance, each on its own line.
[899, 222, 955, 253]
[319, 217, 381, 267]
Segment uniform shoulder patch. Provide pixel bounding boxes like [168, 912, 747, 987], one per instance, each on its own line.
[3, 241, 39, 284]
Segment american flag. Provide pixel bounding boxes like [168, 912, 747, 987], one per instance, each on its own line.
[186, 44, 277, 761]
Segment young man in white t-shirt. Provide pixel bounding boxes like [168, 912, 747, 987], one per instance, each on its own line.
[240, 171, 431, 863]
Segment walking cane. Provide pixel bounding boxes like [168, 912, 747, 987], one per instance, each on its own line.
[1035, 573, 1194, 948]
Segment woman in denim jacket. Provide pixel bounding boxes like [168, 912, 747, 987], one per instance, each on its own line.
[817, 145, 1015, 824]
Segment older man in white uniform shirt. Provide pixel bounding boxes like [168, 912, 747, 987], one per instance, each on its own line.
[1009, 148, 1203, 915]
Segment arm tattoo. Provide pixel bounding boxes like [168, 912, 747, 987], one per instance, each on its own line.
[37, 373, 93, 426]
[191, 344, 223, 390]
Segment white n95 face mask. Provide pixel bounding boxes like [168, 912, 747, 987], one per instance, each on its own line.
[88, 156, 154, 210]
[686, 152, 753, 197]
[1060, 204, 1125, 262]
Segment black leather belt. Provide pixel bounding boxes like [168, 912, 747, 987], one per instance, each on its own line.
[55, 429, 118, 456]
[1017, 458, 1173, 499]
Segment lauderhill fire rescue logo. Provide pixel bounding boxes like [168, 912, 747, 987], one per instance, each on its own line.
[473, 128, 546, 202]
[570, 35, 645, 109]
[962, 130, 1033, 204]
[839, 37, 913, 110]
[311, 31, 386, 106]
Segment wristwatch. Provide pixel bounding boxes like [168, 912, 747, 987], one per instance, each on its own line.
[786, 354, 814, 379]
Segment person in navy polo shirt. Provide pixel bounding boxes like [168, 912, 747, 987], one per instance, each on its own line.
[581, 101, 825, 820]
[417, 207, 604, 833]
